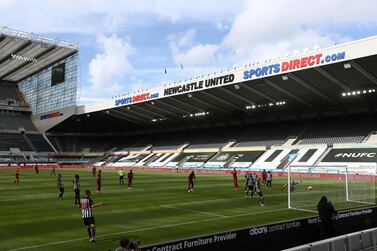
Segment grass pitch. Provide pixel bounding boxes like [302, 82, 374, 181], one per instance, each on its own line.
[0, 168, 374, 251]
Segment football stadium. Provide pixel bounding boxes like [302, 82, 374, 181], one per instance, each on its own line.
[1, 24, 377, 251]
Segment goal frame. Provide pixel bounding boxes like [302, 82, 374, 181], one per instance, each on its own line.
[287, 165, 376, 213]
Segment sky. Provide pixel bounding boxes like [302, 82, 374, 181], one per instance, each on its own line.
[0, 0, 377, 104]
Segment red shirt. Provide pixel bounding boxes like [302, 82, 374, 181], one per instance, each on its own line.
[15, 171, 19, 179]
[231, 171, 237, 180]
[96, 175, 101, 184]
[188, 172, 195, 181]
[128, 172, 133, 180]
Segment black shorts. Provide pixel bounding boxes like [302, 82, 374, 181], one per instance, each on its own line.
[257, 191, 263, 197]
[248, 185, 254, 190]
[83, 217, 95, 226]
[59, 188, 64, 193]
[119, 176, 124, 180]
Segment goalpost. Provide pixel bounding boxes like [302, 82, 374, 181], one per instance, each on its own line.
[287, 165, 376, 213]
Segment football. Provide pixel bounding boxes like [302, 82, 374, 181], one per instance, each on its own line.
[307, 186, 313, 190]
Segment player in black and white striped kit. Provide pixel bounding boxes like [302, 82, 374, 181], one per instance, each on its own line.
[266, 171, 272, 190]
[73, 175, 81, 206]
[255, 177, 264, 206]
[80, 190, 104, 243]
[57, 174, 64, 200]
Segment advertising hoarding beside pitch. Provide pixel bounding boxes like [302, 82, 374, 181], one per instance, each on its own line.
[141, 207, 377, 251]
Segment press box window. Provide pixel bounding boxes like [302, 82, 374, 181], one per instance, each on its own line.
[51, 63, 65, 86]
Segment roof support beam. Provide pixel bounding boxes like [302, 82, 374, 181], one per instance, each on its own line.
[0, 35, 6, 44]
[111, 109, 153, 125]
[288, 73, 339, 105]
[240, 82, 297, 114]
[105, 111, 146, 127]
[0, 40, 33, 66]
[118, 106, 154, 120]
[189, 96, 229, 116]
[0, 46, 57, 80]
[314, 67, 351, 91]
[241, 83, 276, 102]
[351, 60, 377, 86]
[219, 87, 255, 105]
[157, 99, 190, 115]
[264, 79, 316, 110]
[130, 105, 162, 118]
[201, 91, 240, 110]
[167, 96, 229, 118]
[144, 103, 186, 122]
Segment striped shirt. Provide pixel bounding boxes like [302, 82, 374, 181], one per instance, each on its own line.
[57, 178, 64, 189]
[73, 179, 80, 190]
[255, 180, 261, 193]
[81, 197, 94, 218]
[247, 175, 254, 186]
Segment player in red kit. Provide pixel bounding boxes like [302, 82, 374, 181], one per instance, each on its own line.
[92, 166, 97, 177]
[188, 171, 195, 192]
[34, 165, 39, 176]
[127, 170, 134, 189]
[262, 169, 267, 185]
[13, 168, 20, 185]
[231, 168, 239, 191]
[96, 170, 102, 194]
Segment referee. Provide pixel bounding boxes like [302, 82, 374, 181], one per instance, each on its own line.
[80, 190, 104, 242]
[118, 168, 125, 185]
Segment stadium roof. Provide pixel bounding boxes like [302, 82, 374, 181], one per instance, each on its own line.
[0, 26, 78, 82]
[50, 36, 377, 133]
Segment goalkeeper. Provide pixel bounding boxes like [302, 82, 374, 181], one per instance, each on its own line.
[282, 180, 302, 192]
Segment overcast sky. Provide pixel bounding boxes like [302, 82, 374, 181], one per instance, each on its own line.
[0, 0, 376, 104]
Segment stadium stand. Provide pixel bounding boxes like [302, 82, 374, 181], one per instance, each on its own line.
[26, 134, 53, 152]
[48, 134, 148, 152]
[0, 112, 37, 131]
[0, 81, 24, 102]
[0, 133, 32, 151]
[46, 115, 377, 155]
[235, 121, 309, 147]
[297, 116, 377, 145]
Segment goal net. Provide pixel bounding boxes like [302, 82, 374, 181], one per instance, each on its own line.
[287, 165, 376, 213]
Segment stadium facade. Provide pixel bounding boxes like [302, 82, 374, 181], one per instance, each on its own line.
[1, 26, 377, 175]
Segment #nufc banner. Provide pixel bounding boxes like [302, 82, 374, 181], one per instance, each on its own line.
[322, 148, 377, 163]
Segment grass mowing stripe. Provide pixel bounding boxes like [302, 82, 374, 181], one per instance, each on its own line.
[6, 208, 289, 251]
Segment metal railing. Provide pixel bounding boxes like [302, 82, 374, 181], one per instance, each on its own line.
[0, 26, 78, 50]
[283, 227, 377, 251]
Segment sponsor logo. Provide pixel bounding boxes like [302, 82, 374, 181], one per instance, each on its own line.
[249, 226, 268, 236]
[40, 111, 63, 120]
[115, 92, 159, 106]
[334, 152, 376, 158]
[243, 52, 345, 80]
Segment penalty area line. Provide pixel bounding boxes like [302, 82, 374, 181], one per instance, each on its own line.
[160, 204, 228, 218]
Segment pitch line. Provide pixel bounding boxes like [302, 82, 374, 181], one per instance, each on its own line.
[160, 204, 228, 218]
[6, 208, 290, 251]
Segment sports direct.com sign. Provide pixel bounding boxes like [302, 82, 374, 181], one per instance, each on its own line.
[111, 49, 347, 109]
[243, 52, 345, 80]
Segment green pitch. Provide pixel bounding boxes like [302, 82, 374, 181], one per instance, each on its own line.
[0, 168, 374, 251]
